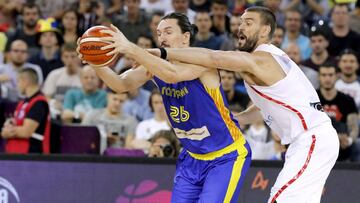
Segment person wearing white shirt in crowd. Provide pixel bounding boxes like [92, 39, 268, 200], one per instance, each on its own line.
[42, 43, 82, 118]
[131, 89, 170, 152]
[140, 0, 172, 14]
[335, 49, 360, 110]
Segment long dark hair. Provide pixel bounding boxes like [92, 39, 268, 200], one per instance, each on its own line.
[161, 12, 198, 45]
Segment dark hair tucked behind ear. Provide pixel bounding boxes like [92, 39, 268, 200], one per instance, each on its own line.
[161, 12, 198, 45]
[246, 6, 277, 39]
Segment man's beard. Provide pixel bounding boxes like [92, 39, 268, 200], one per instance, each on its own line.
[25, 20, 37, 29]
[12, 61, 25, 67]
[238, 33, 259, 52]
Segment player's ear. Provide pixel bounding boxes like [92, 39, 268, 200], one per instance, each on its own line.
[183, 32, 190, 44]
[262, 25, 271, 38]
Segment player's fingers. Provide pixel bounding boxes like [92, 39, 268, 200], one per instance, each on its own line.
[100, 36, 114, 42]
[105, 49, 118, 56]
[110, 24, 120, 32]
[100, 29, 115, 35]
[101, 44, 115, 50]
[77, 37, 81, 45]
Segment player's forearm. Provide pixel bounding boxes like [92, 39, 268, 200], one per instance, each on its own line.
[13, 126, 34, 138]
[128, 44, 182, 83]
[166, 48, 218, 69]
[235, 104, 263, 126]
[93, 67, 132, 92]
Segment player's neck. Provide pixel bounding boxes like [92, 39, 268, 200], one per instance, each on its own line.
[320, 88, 337, 100]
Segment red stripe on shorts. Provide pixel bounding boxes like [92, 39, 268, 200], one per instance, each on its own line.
[250, 86, 308, 130]
[271, 135, 316, 203]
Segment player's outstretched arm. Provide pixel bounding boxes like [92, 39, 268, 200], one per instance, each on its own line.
[234, 104, 263, 126]
[94, 66, 152, 93]
[77, 38, 152, 93]
[100, 25, 208, 83]
[160, 48, 258, 74]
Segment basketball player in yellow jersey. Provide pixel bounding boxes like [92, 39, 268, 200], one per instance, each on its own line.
[79, 13, 251, 203]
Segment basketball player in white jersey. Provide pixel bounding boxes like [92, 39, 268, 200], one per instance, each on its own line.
[150, 7, 338, 203]
[100, 6, 339, 203]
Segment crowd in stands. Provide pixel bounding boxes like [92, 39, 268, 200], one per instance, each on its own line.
[0, 0, 360, 162]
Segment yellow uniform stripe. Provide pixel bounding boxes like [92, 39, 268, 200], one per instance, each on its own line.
[187, 86, 248, 161]
[224, 148, 248, 203]
[204, 86, 245, 142]
[188, 139, 243, 161]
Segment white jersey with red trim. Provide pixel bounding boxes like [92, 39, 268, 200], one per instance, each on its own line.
[244, 44, 330, 145]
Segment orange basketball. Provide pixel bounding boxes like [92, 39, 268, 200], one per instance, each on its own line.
[79, 26, 120, 67]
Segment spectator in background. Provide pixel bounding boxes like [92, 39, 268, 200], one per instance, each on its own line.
[1, 68, 50, 154]
[317, 63, 359, 161]
[60, 9, 80, 44]
[170, 0, 196, 23]
[220, 15, 241, 51]
[82, 89, 138, 149]
[75, 0, 104, 34]
[0, 40, 43, 101]
[42, 43, 82, 119]
[132, 90, 170, 151]
[149, 11, 164, 48]
[302, 28, 336, 72]
[29, 18, 64, 80]
[263, 0, 285, 27]
[61, 65, 107, 124]
[113, 0, 150, 43]
[190, 0, 212, 12]
[245, 120, 276, 160]
[328, 4, 360, 57]
[231, 0, 248, 16]
[219, 70, 250, 112]
[120, 67, 153, 122]
[350, 0, 360, 35]
[285, 43, 319, 89]
[5, 2, 41, 58]
[140, 0, 172, 14]
[148, 130, 180, 158]
[282, 0, 329, 26]
[335, 49, 360, 110]
[271, 25, 284, 48]
[34, 0, 75, 19]
[106, 0, 124, 19]
[210, 0, 231, 36]
[136, 34, 155, 49]
[281, 9, 312, 60]
[193, 11, 224, 50]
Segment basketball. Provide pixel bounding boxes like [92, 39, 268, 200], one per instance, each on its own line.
[78, 25, 119, 67]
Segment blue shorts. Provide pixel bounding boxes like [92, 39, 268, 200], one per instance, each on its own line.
[171, 142, 251, 203]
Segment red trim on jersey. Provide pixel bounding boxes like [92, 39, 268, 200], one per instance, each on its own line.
[271, 135, 316, 203]
[250, 86, 308, 130]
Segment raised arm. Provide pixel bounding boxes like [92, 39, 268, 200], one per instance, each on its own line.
[160, 48, 258, 74]
[100, 25, 208, 83]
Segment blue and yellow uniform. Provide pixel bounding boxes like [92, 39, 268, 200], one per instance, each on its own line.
[153, 76, 251, 203]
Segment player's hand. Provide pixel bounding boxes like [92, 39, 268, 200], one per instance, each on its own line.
[76, 37, 87, 64]
[100, 24, 133, 56]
